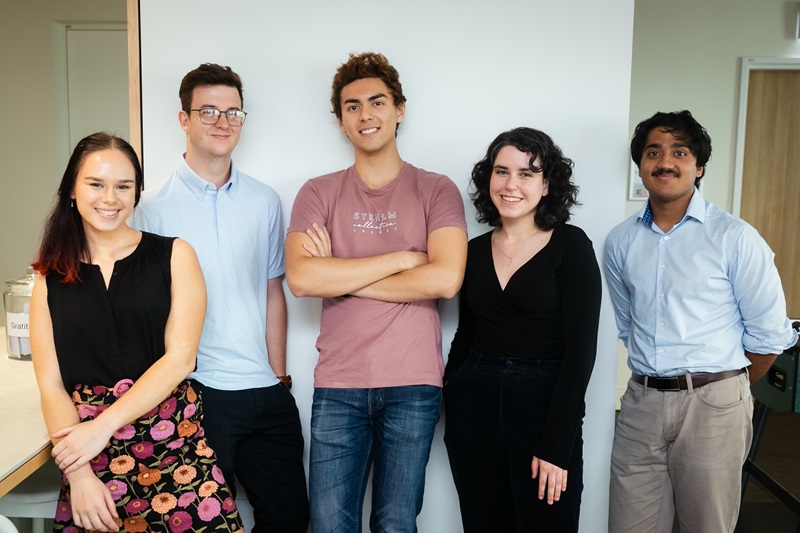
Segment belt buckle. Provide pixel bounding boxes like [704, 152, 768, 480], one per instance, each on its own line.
[658, 377, 681, 391]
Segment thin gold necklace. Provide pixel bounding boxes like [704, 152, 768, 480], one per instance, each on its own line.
[494, 228, 541, 266]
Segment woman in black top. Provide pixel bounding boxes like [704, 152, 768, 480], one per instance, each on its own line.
[444, 127, 601, 532]
[30, 133, 242, 532]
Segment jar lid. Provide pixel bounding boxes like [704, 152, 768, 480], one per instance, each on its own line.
[5, 267, 38, 295]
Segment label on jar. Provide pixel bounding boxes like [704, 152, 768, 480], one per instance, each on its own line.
[6, 312, 30, 338]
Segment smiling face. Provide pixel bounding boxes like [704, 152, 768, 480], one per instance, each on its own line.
[179, 84, 243, 161]
[489, 146, 549, 226]
[337, 77, 405, 157]
[638, 127, 703, 207]
[71, 148, 137, 237]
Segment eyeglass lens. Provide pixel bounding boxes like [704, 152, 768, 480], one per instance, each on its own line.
[195, 108, 246, 126]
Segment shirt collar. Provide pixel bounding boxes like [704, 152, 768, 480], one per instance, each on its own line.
[638, 187, 705, 229]
[683, 187, 706, 223]
[176, 155, 239, 200]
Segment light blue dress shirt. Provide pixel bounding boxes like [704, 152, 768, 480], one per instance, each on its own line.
[132, 156, 285, 390]
[604, 189, 797, 377]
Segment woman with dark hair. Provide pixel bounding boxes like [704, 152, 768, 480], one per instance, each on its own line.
[30, 132, 242, 532]
[444, 127, 601, 532]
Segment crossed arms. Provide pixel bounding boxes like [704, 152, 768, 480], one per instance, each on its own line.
[285, 223, 467, 303]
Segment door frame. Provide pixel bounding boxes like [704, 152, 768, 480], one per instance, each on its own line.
[126, 0, 141, 162]
[732, 56, 800, 217]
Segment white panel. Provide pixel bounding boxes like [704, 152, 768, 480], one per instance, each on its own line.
[140, 1, 634, 530]
[66, 27, 129, 148]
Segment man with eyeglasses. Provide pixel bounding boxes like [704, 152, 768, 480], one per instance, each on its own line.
[133, 63, 309, 532]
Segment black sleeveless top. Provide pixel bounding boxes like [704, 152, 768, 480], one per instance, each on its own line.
[47, 232, 175, 389]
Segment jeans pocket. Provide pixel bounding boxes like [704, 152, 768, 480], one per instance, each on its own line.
[444, 358, 470, 388]
[619, 382, 640, 407]
[696, 377, 744, 410]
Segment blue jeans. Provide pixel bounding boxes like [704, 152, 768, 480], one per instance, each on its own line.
[309, 385, 442, 533]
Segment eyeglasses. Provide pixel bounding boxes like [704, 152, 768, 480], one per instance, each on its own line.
[191, 107, 247, 126]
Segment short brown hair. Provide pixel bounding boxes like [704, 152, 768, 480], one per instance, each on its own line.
[330, 52, 406, 120]
[179, 63, 244, 113]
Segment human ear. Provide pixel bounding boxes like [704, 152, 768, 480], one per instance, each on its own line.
[178, 110, 190, 133]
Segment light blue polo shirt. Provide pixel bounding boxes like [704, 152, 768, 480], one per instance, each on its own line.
[132, 156, 285, 390]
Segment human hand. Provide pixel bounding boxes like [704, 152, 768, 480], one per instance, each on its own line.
[52, 419, 114, 475]
[404, 251, 428, 269]
[531, 456, 568, 505]
[304, 223, 332, 257]
[66, 466, 120, 532]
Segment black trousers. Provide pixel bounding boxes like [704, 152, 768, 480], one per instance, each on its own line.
[444, 351, 583, 533]
[194, 381, 310, 533]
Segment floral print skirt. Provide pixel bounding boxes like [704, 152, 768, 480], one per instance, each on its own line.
[55, 379, 242, 532]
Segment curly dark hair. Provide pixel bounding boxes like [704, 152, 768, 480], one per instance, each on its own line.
[330, 52, 406, 132]
[470, 127, 578, 229]
[630, 110, 712, 185]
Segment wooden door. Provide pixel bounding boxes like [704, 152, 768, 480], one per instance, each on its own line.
[740, 70, 800, 319]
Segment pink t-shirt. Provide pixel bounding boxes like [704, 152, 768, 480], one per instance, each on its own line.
[288, 163, 467, 388]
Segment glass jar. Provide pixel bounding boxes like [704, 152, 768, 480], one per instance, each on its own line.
[3, 267, 37, 360]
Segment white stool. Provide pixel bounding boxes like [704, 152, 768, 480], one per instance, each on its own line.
[0, 515, 19, 533]
[0, 462, 60, 533]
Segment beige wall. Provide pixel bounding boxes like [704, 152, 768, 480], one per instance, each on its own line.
[0, 0, 125, 323]
[616, 0, 800, 403]
[626, 0, 800, 218]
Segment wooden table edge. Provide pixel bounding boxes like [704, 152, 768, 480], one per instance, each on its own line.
[0, 444, 54, 500]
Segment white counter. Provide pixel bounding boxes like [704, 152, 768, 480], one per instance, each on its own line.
[0, 327, 51, 498]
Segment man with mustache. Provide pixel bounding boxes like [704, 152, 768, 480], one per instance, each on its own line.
[603, 110, 797, 532]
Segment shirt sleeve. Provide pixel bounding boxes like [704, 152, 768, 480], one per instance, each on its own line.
[426, 176, 467, 234]
[535, 227, 602, 468]
[603, 228, 631, 348]
[732, 225, 798, 353]
[266, 189, 286, 279]
[444, 267, 474, 384]
[287, 179, 329, 235]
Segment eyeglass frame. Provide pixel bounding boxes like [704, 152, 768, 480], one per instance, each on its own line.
[190, 107, 248, 126]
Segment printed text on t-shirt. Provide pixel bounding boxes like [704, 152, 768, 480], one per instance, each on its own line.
[352, 211, 397, 234]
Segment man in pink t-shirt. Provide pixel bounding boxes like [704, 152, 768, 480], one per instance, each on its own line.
[286, 52, 467, 532]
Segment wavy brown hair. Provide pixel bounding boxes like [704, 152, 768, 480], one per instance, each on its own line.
[330, 52, 406, 132]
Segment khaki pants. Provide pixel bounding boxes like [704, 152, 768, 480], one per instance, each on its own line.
[609, 373, 753, 533]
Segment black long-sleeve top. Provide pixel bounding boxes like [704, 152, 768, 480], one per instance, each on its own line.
[445, 224, 602, 468]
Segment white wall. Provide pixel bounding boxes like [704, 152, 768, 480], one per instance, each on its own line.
[0, 0, 126, 324]
[140, 0, 633, 530]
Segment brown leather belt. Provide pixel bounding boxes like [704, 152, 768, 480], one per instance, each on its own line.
[632, 369, 746, 391]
